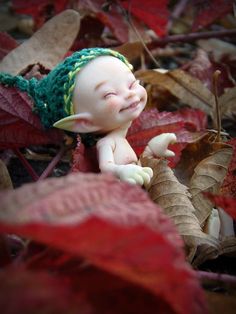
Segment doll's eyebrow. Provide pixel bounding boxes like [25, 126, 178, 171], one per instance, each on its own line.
[94, 81, 107, 91]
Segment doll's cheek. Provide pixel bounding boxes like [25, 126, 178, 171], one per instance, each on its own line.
[106, 98, 120, 111]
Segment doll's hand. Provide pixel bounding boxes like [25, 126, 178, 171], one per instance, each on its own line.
[116, 164, 153, 185]
[145, 133, 177, 158]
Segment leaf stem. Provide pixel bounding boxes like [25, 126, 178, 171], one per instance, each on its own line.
[14, 148, 39, 181]
[38, 145, 67, 181]
[212, 70, 222, 142]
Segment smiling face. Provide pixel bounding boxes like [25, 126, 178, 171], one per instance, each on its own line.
[72, 55, 147, 132]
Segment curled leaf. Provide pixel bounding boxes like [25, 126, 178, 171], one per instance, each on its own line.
[140, 156, 218, 263]
[190, 144, 233, 225]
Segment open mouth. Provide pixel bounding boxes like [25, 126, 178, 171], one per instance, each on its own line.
[120, 101, 140, 112]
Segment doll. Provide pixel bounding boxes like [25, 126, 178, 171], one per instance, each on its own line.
[0, 48, 176, 185]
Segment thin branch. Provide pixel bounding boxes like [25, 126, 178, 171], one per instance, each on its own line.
[38, 145, 67, 181]
[14, 148, 39, 181]
[197, 270, 236, 288]
[148, 29, 236, 48]
[118, 0, 160, 68]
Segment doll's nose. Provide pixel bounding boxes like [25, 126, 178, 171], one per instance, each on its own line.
[125, 89, 136, 99]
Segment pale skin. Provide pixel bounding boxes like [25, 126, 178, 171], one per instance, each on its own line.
[54, 56, 177, 185]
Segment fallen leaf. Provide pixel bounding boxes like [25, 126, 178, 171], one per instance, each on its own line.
[78, 0, 129, 43]
[71, 136, 99, 173]
[136, 69, 214, 116]
[183, 49, 235, 95]
[115, 41, 144, 62]
[140, 156, 218, 263]
[0, 267, 89, 314]
[0, 172, 207, 314]
[190, 143, 233, 225]
[121, 0, 169, 37]
[0, 32, 18, 60]
[191, 0, 234, 31]
[0, 85, 63, 149]
[0, 9, 80, 75]
[198, 38, 236, 61]
[12, 0, 69, 29]
[0, 159, 13, 190]
[219, 87, 236, 118]
[0, 219, 207, 314]
[221, 138, 236, 197]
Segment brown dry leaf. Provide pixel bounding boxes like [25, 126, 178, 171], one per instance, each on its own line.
[136, 69, 214, 116]
[0, 10, 81, 75]
[115, 42, 144, 63]
[140, 156, 218, 263]
[219, 87, 236, 118]
[219, 236, 236, 257]
[197, 38, 236, 61]
[0, 159, 13, 190]
[189, 143, 233, 226]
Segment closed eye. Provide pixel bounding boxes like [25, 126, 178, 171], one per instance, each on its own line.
[129, 79, 140, 89]
[104, 92, 117, 99]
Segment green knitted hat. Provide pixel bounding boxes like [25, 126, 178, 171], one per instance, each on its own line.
[0, 48, 132, 128]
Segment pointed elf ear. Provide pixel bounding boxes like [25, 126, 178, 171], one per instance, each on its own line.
[53, 113, 101, 133]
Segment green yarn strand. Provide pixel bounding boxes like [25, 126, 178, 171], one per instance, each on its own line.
[0, 73, 31, 93]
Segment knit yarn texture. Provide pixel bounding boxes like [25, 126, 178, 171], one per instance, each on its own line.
[0, 48, 132, 128]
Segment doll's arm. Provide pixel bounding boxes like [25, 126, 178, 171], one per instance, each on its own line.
[143, 133, 177, 158]
[97, 138, 153, 185]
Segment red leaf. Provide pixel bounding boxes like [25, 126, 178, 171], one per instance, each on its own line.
[121, 0, 169, 37]
[191, 0, 234, 31]
[0, 172, 207, 314]
[0, 268, 90, 314]
[71, 137, 99, 173]
[204, 193, 236, 220]
[0, 85, 63, 149]
[0, 32, 18, 60]
[12, 0, 69, 28]
[0, 219, 207, 314]
[127, 108, 207, 162]
[78, 0, 129, 43]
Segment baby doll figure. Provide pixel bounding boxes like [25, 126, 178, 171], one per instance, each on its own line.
[0, 48, 176, 185]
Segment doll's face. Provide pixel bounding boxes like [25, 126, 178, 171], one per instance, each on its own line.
[72, 56, 147, 132]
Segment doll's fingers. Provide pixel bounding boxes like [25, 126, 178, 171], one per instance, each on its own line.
[164, 149, 175, 157]
[142, 167, 153, 178]
[132, 173, 144, 186]
[140, 171, 152, 185]
[125, 178, 138, 185]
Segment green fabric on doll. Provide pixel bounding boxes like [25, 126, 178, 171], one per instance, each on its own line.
[0, 48, 132, 129]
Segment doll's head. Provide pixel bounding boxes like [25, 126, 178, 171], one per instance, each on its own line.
[0, 48, 147, 133]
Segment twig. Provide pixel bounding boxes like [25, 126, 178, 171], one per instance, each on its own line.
[118, 1, 160, 68]
[197, 270, 236, 288]
[212, 70, 222, 142]
[148, 29, 236, 48]
[14, 148, 39, 181]
[38, 145, 67, 181]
